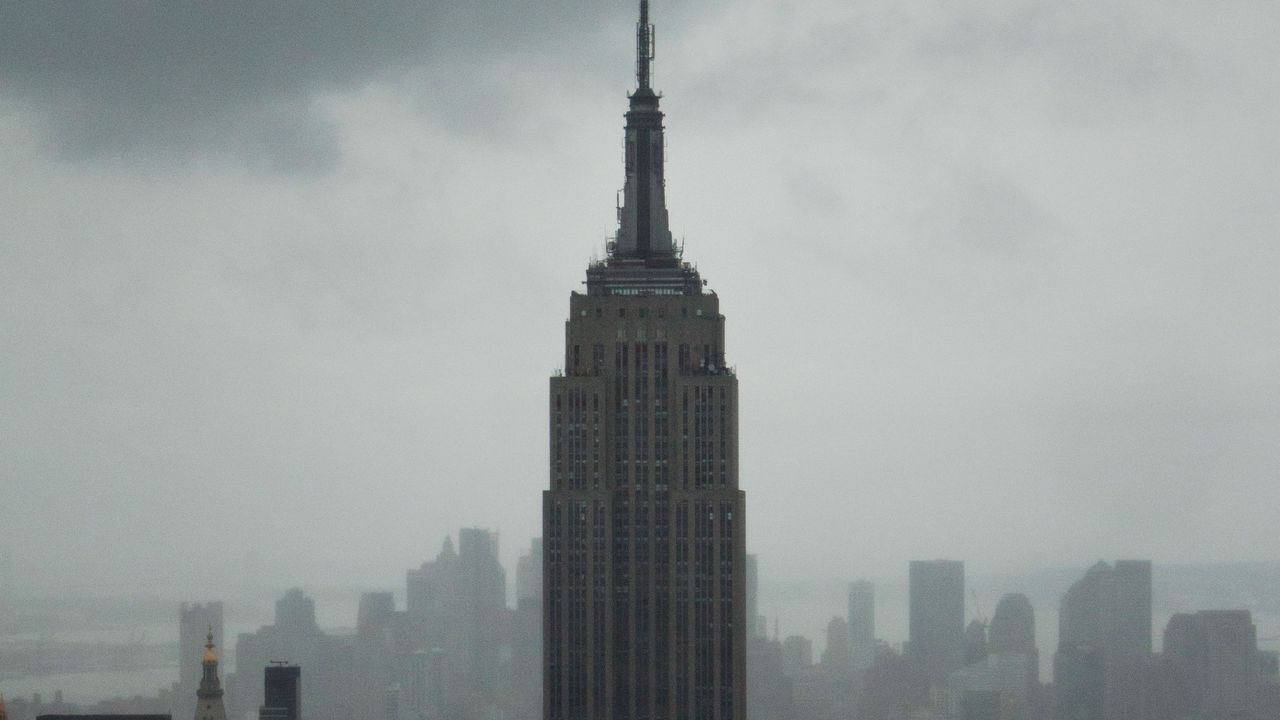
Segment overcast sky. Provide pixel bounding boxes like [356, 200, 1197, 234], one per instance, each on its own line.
[2, 0, 1277, 600]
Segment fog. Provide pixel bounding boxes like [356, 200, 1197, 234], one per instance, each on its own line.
[2, 0, 1277, 605]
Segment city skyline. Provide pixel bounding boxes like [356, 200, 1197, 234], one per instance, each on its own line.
[2, 0, 1278, 601]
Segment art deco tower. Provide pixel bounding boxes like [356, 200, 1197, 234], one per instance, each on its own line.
[544, 3, 747, 719]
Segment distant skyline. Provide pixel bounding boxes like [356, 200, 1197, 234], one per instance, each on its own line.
[2, 0, 1279, 596]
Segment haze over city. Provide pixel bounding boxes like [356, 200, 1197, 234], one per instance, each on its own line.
[2, 0, 1277, 656]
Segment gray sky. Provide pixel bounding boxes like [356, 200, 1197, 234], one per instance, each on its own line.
[2, 0, 1278, 599]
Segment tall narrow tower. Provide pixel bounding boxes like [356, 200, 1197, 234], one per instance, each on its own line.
[195, 629, 228, 720]
[543, 3, 747, 719]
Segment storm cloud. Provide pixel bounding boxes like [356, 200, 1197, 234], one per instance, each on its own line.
[1, 0, 1277, 625]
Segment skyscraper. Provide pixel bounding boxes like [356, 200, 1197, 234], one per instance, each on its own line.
[988, 592, 1039, 701]
[513, 539, 544, 720]
[746, 554, 766, 640]
[405, 529, 507, 715]
[260, 664, 301, 720]
[230, 589, 348, 720]
[1103, 560, 1152, 720]
[848, 580, 876, 672]
[1157, 610, 1261, 720]
[908, 560, 965, 686]
[1053, 560, 1153, 720]
[543, 3, 747, 718]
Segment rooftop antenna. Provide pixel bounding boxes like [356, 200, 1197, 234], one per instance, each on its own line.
[636, 0, 655, 90]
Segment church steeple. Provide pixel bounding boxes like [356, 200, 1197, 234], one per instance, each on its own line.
[195, 627, 227, 720]
[613, 0, 675, 262]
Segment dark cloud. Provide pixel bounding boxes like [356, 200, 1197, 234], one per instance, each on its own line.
[0, 0, 1277, 608]
[0, 0, 625, 168]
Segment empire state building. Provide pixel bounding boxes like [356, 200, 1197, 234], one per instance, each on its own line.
[543, 2, 746, 719]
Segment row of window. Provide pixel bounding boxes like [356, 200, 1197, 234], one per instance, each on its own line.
[580, 306, 705, 319]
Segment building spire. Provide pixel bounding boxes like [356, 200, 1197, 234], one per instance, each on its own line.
[196, 625, 227, 720]
[636, 0, 654, 90]
[611, 0, 674, 263]
[203, 626, 217, 663]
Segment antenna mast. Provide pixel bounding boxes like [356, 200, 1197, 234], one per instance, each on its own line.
[636, 0, 655, 89]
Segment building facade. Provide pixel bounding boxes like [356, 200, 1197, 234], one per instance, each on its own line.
[848, 580, 876, 673]
[908, 560, 966, 687]
[1052, 560, 1153, 720]
[542, 2, 747, 718]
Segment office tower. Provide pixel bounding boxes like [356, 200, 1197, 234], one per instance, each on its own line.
[1156, 610, 1260, 720]
[1, 693, 7, 720]
[517, 538, 543, 604]
[231, 590, 348, 720]
[1053, 560, 1153, 720]
[542, 2, 747, 719]
[989, 594, 1035, 657]
[1055, 562, 1110, 720]
[180, 603, 224, 709]
[260, 664, 300, 720]
[965, 620, 990, 667]
[194, 630, 228, 720]
[908, 560, 965, 686]
[848, 580, 876, 672]
[746, 635, 793, 720]
[747, 554, 767, 639]
[1103, 561, 1151, 720]
[512, 538, 544, 720]
[406, 528, 507, 712]
[782, 636, 815, 675]
[988, 593, 1039, 703]
[351, 592, 398, 720]
[823, 617, 852, 670]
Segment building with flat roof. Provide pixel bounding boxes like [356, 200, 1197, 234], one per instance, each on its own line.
[908, 560, 966, 686]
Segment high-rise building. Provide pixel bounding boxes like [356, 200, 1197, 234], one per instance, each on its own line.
[848, 580, 876, 672]
[822, 617, 852, 670]
[179, 603, 224, 710]
[908, 560, 966, 686]
[1052, 560, 1153, 720]
[230, 590, 348, 720]
[988, 592, 1039, 706]
[260, 664, 300, 720]
[1155, 610, 1260, 720]
[1103, 560, 1152, 720]
[1055, 562, 1110, 720]
[964, 620, 990, 667]
[194, 630, 227, 720]
[782, 636, 815, 676]
[747, 555, 767, 640]
[988, 594, 1035, 657]
[512, 538, 544, 720]
[351, 592, 398, 720]
[517, 538, 543, 604]
[406, 529, 507, 716]
[543, 4, 747, 717]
